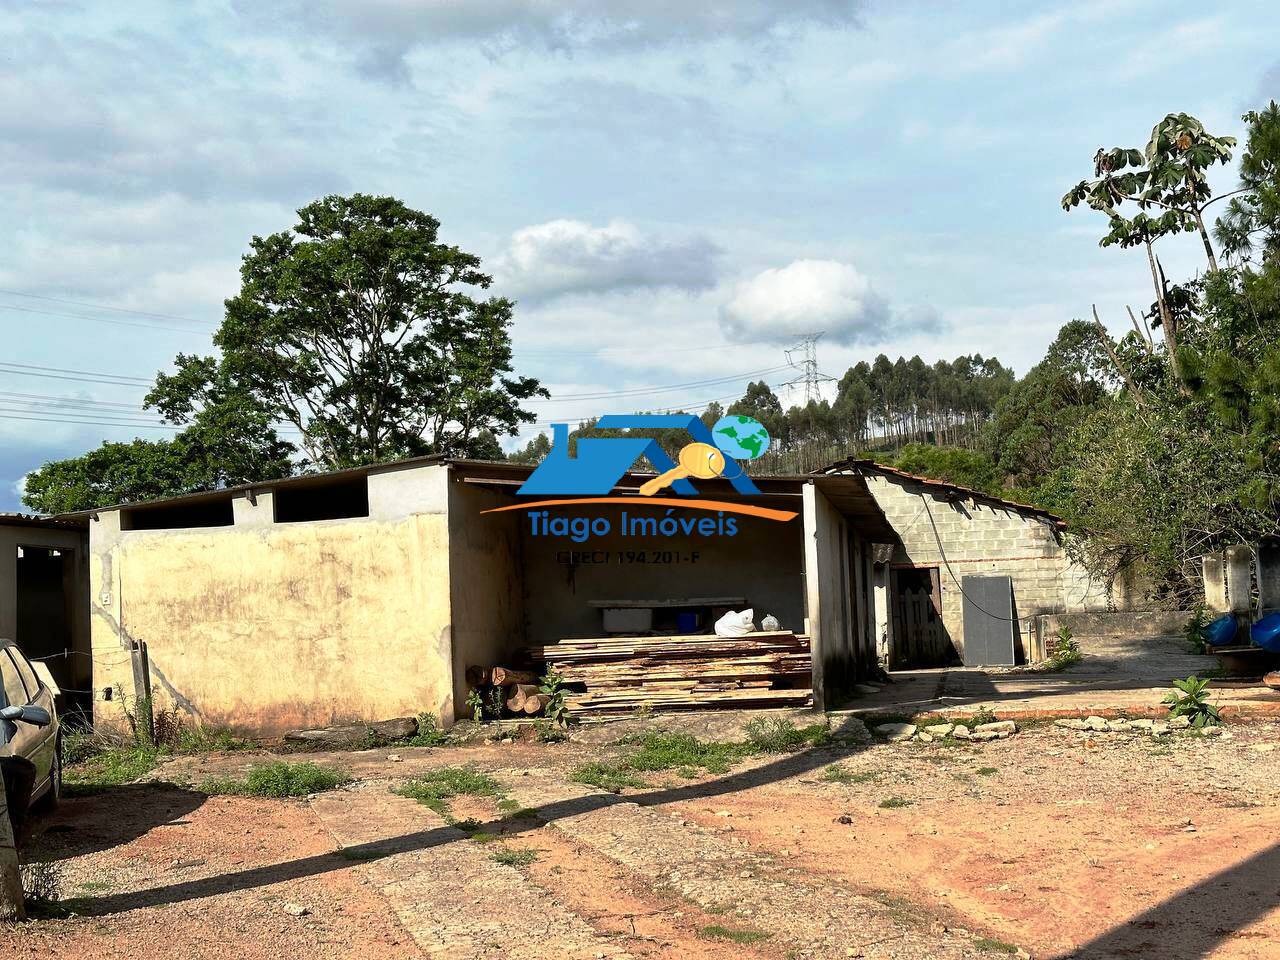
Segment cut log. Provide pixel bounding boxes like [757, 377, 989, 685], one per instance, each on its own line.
[492, 667, 538, 686]
[506, 683, 539, 712]
[465, 665, 491, 687]
[523, 694, 552, 715]
[283, 716, 419, 748]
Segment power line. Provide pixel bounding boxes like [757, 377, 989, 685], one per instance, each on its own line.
[0, 303, 212, 335]
[528, 365, 790, 403]
[0, 361, 153, 386]
[0, 288, 214, 326]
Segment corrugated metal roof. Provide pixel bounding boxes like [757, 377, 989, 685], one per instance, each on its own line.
[0, 512, 88, 530]
[818, 457, 1068, 529]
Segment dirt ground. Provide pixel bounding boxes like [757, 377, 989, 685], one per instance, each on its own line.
[3, 714, 1280, 960]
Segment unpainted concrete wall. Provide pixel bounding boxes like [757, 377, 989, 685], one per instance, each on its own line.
[89, 465, 456, 735]
[518, 501, 806, 645]
[862, 474, 1122, 660]
[0, 525, 90, 690]
[447, 483, 525, 716]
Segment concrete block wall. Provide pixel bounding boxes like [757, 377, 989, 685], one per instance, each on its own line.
[860, 473, 1117, 659]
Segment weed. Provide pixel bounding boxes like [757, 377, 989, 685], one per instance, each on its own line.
[627, 731, 742, 774]
[976, 767, 998, 776]
[19, 858, 63, 906]
[539, 669, 573, 728]
[532, 719, 568, 743]
[465, 688, 486, 722]
[491, 848, 539, 867]
[823, 765, 880, 784]
[879, 796, 912, 809]
[405, 713, 449, 748]
[338, 847, 388, 861]
[699, 924, 772, 945]
[393, 767, 502, 816]
[1185, 604, 1210, 654]
[452, 817, 483, 832]
[742, 717, 830, 752]
[199, 761, 351, 797]
[973, 936, 1020, 954]
[64, 745, 161, 796]
[468, 831, 499, 843]
[971, 706, 998, 727]
[1041, 628, 1083, 672]
[570, 761, 648, 793]
[1163, 675, 1222, 727]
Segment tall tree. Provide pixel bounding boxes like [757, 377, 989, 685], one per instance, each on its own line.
[151, 194, 546, 469]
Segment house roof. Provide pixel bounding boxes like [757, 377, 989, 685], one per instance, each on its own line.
[818, 457, 1068, 530]
[55, 454, 903, 542]
[0, 512, 88, 531]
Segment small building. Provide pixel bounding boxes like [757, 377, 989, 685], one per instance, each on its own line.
[0, 514, 91, 711]
[818, 459, 1125, 667]
[75, 458, 898, 735]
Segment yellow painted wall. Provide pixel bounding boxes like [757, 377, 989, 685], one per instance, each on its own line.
[90, 505, 454, 735]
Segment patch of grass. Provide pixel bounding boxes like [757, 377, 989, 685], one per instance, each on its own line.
[491, 848, 539, 867]
[878, 796, 912, 809]
[199, 761, 351, 798]
[468, 831, 499, 843]
[698, 924, 772, 945]
[823, 765, 881, 784]
[338, 847, 388, 861]
[64, 745, 161, 796]
[571, 761, 648, 793]
[976, 767, 998, 776]
[393, 767, 502, 816]
[973, 936, 1020, 954]
[627, 731, 744, 774]
[742, 717, 830, 752]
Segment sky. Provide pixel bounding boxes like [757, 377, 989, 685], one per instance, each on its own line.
[1, 0, 1277, 511]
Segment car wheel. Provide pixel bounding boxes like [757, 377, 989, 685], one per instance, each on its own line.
[32, 736, 61, 813]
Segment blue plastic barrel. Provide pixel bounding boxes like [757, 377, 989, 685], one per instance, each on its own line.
[1251, 612, 1280, 653]
[1205, 614, 1238, 647]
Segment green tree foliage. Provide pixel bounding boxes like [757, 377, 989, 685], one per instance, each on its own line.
[152, 193, 545, 469]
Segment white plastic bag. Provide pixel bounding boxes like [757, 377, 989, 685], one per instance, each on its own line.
[714, 608, 755, 637]
[760, 614, 780, 632]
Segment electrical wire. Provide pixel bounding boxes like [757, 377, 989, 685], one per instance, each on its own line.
[921, 495, 1038, 625]
[0, 288, 212, 325]
[0, 361, 152, 385]
[525, 365, 790, 403]
[0, 302, 212, 335]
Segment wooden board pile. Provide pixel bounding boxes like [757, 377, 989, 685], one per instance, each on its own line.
[528, 631, 812, 717]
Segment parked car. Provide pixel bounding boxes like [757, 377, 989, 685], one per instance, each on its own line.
[0, 639, 60, 828]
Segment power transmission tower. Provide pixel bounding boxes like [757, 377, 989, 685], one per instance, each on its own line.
[782, 333, 836, 405]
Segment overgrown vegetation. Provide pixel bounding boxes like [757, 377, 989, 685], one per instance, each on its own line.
[538, 668, 572, 728]
[1163, 675, 1223, 728]
[1184, 605, 1210, 653]
[199, 761, 351, 797]
[1041, 626, 1082, 672]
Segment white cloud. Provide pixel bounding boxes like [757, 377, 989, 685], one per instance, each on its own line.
[718, 259, 940, 346]
[245, 0, 867, 79]
[495, 219, 719, 301]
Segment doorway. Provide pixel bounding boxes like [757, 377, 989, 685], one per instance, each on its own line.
[15, 545, 84, 715]
[890, 565, 950, 667]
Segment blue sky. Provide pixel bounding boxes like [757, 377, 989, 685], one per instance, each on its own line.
[1, 0, 1277, 510]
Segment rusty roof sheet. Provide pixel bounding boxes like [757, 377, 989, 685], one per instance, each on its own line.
[817, 457, 1068, 529]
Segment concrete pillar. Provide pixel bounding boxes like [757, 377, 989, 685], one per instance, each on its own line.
[1258, 541, 1280, 613]
[1202, 552, 1227, 613]
[1225, 545, 1253, 615]
[232, 491, 275, 528]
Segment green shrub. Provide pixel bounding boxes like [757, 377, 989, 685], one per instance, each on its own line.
[200, 761, 350, 798]
[1163, 675, 1223, 727]
[406, 713, 449, 747]
[1184, 604, 1210, 654]
[539, 669, 573, 728]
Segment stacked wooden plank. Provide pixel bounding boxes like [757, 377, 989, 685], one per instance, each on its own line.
[528, 631, 812, 717]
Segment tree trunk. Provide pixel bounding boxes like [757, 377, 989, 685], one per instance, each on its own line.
[1193, 208, 1219, 272]
[1144, 240, 1186, 390]
[0, 767, 24, 921]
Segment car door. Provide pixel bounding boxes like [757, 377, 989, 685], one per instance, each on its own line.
[0, 648, 50, 788]
[6, 648, 54, 786]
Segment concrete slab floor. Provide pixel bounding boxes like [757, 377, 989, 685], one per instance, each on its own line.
[835, 633, 1280, 720]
